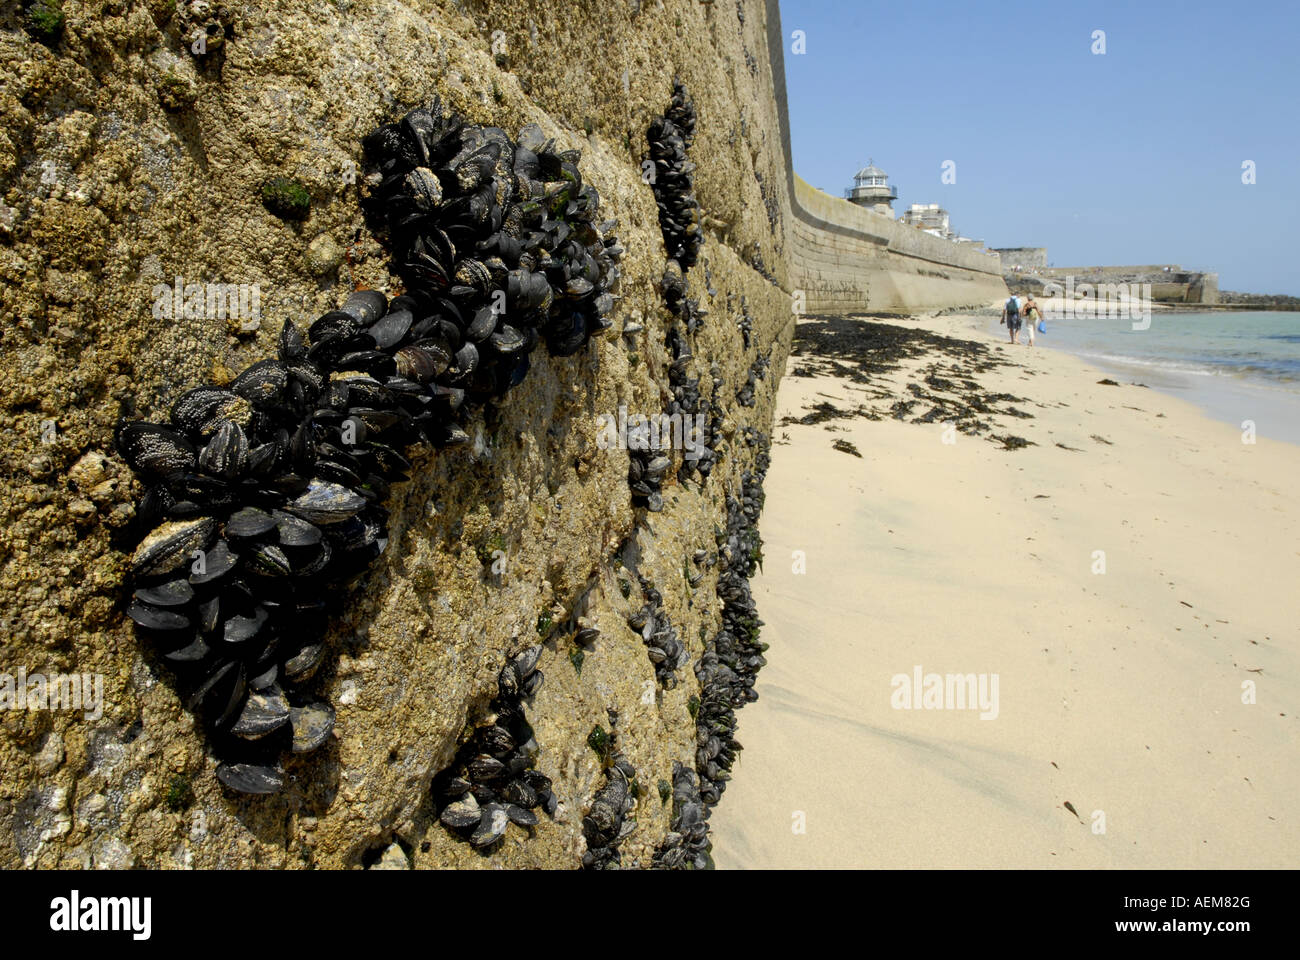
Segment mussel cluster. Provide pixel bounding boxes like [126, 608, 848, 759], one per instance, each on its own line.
[646, 82, 702, 270]
[581, 713, 638, 870]
[665, 325, 719, 484]
[660, 259, 707, 334]
[625, 322, 720, 509]
[626, 441, 670, 514]
[581, 761, 637, 869]
[735, 350, 771, 408]
[753, 168, 782, 235]
[433, 645, 556, 848]
[362, 99, 623, 367]
[651, 761, 712, 870]
[691, 448, 770, 807]
[115, 326, 410, 794]
[627, 576, 685, 688]
[117, 104, 623, 794]
[702, 369, 727, 480]
[737, 298, 753, 351]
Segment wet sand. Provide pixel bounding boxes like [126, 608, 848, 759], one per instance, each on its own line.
[710, 311, 1300, 869]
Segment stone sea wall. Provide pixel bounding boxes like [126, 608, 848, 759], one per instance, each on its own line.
[0, 0, 995, 870]
[0, 0, 795, 870]
[787, 172, 1008, 314]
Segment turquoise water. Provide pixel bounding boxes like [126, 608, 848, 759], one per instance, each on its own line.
[1030, 311, 1300, 385]
[985, 311, 1300, 445]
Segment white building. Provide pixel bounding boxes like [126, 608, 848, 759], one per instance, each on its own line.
[899, 202, 953, 239]
[844, 161, 898, 216]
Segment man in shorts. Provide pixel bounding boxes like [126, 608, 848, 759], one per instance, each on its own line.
[1001, 295, 1022, 344]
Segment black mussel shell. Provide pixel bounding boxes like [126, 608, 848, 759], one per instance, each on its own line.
[279, 320, 307, 363]
[132, 517, 217, 578]
[198, 420, 250, 481]
[480, 725, 516, 756]
[489, 324, 525, 355]
[287, 479, 366, 525]
[117, 422, 196, 479]
[506, 804, 538, 827]
[340, 289, 388, 326]
[225, 506, 277, 539]
[170, 387, 251, 440]
[273, 510, 322, 547]
[368, 308, 413, 350]
[283, 642, 325, 681]
[189, 539, 238, 585]
[126, 600, 190, 632]
[468, 755, 506, 782]
[309, 310, 361, 345]
[163, 636, 211, 663]
[502, 779, 538, 809]
[466, 306, 497, 342]
[133, 578, 194, 607]
[442, 777, 472, 799]
[224, 607, 269, 644]
[247, 543, 292, 577]
[289, 701, 335, 753]
[511, 644, 542, 678]
[440, 795, 481, 830]
[470, 804, 509, 847]
[216, 762, 284, 795]
[230, 685, 291, 739]
[231, 359, 289, 407]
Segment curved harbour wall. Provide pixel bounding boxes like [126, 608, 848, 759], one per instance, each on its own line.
[787, 175, 1008, 313]
[760, 1, 1007, 315]
[0, 0, 996, 870]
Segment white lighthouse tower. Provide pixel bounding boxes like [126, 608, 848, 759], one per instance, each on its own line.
[845, 160, 897, 216]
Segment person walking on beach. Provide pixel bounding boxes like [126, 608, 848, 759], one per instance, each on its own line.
[1001, 294, 1022, 343]
[1023, 295, 1040, 347]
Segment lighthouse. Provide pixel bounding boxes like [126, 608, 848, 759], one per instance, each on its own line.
[845, 160, 897, 216]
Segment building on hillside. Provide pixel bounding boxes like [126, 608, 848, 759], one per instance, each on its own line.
[844, 161, 897, 216]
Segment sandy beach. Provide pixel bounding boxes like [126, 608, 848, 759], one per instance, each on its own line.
[711, 309, 1300, 869]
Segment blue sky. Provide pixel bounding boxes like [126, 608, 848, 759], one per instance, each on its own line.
[778, 0, 1299, 294]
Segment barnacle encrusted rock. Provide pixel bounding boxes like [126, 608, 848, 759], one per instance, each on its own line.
[0, 0, 791, 869]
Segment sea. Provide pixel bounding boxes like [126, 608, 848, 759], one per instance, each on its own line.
[989, 310, 1300, 446]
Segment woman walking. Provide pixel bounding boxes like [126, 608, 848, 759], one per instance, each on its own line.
[1022, 295, 1041, 347]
